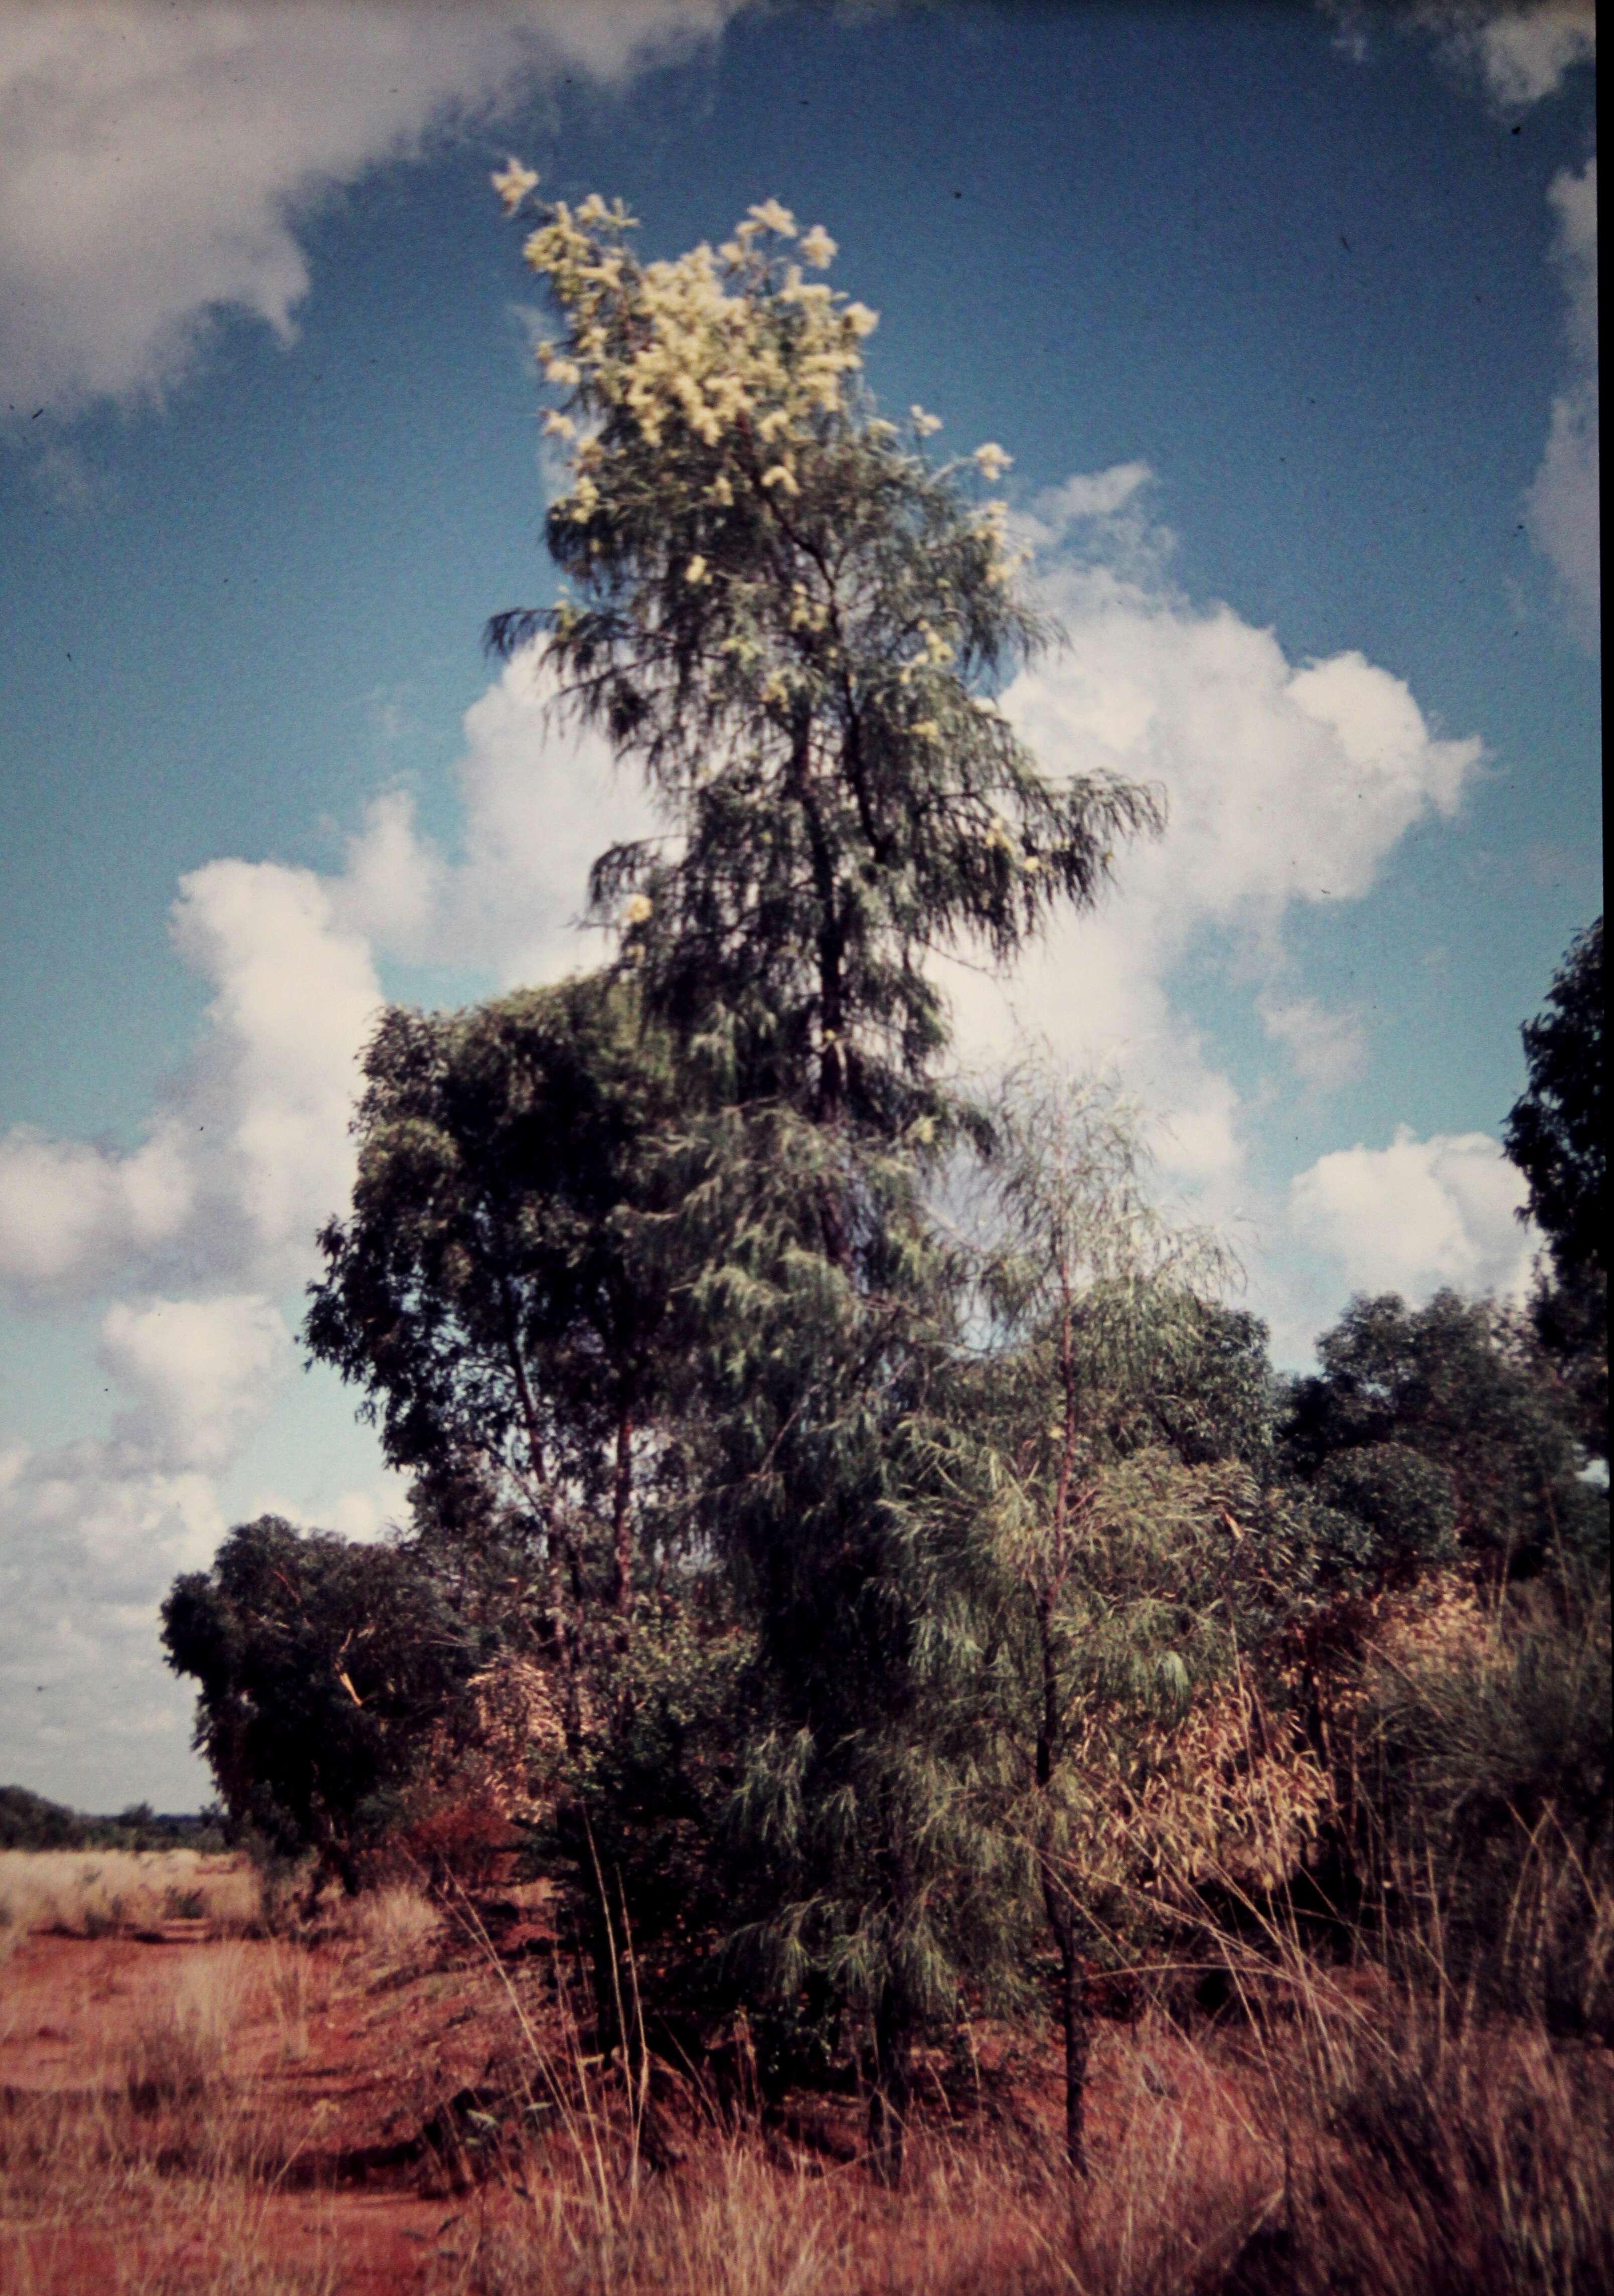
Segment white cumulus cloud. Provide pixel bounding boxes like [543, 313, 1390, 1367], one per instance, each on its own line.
[943, 477, 1482, 1206]
[99, 1293, 292, 1473]
[332, 654, 655, 986]
[0, 0, 738, 418]
[1415, 1, 1595, 106]
[1289, 1125, 1536, 1301]
[0, 857, 382, 1304]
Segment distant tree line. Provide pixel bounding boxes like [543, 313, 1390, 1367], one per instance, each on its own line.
[0, 1783, 227, 1854]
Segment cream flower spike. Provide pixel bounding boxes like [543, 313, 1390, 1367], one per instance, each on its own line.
[799, 225, 837, 268]
[973, 442, 1013, 481]
[622, 893, 654, 927]
[492, 157, 539, 215]
[748, 199, 797, 237]
[910, 405, 943, 435]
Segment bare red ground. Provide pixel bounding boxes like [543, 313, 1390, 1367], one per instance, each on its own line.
[0, 1915, 559, 2291]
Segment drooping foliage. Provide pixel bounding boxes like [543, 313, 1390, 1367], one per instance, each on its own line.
[478, 183, 1176, 2180]
[954, 1068, 1306, 2168]
[486, 185, 1162, 1133]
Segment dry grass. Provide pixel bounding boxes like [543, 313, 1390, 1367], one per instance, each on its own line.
[0, 2078, 339, 2296]
[445, 1996, 1613, 2296]
[335, 1879, 444, 1968]
[3, 1869, 1610, 2295]
[122, 1950, 251, 2112]
[0, 1850, 259, 1948]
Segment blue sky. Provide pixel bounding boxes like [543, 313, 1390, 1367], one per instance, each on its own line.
[0, 1, 1598, 1808]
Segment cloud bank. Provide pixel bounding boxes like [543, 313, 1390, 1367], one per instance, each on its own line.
[0, 0, 736, 417]
[1290, 1127, 1535, 1300]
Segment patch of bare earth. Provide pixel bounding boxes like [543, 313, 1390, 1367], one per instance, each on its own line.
[0, 1867, 564, 2292]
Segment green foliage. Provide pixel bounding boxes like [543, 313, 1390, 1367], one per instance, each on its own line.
[160, 1516, 486, 1884]
[670, 1104, 1023, 2078]
[0, 1784, 85, 1850]
[1282, 1289, 1601, 1572]
[1504, 916, 1606, 1458]
[473, 191, 1172, 2181]
[0, 1785, 224, 1852]
[947, 1067, 1306, 2165]
[489, 191, 1162, 1132]
[1308, 1442, 1459, 1576]
[1505, 915, 1604, 1287]
[307, 975, 679, 1484]
[306, 975, 694, 1653]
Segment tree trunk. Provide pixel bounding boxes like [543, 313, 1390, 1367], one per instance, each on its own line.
[611, 1404, 634, 1625]
[1052, 1911, 1090, 2177]
[868, 1982, 913, 2187]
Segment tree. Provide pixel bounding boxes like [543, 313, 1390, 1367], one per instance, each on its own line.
[1282, 1290, 1602, 1575]
[1504, 916, 1605, 1455]
[161, 1517, 485, 1891]
[1505, 917, 1604, 1285]
[487, 184, 1162, 1159]
[964, 1068, 1279, 2174]
[305, 975, 688, 1729]
[474, 183, 1171, 2181]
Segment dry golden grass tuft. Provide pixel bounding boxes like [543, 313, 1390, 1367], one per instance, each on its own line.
[122, 1950, 249, 2112]
[0, 1850, 259, 1947]
[334, 1878, 444, 1968]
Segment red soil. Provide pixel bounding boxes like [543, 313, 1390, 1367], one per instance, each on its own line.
[0, 1912, 561, 2291]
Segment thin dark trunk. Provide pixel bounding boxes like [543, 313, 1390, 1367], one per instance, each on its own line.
[1037, 1585, 1057, 1789]
[611, 1403, 634, 1626]
[868, 1983, 913, 2186]
[502, 1290, 586, 1750]
[1045, 1898, 1089, 2177]
[785, 715, 855, 1274]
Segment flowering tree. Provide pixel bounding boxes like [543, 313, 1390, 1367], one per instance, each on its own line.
[487, 171, 1162, 1141]
[478, 174, 1168, 2181]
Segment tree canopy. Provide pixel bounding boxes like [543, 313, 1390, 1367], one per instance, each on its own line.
[1504, 916, 1605, 1457]
[1505, 915, 1604, 1286]
[306, 976, 687, 1642]
[1282, 1289, 1600, 1573]
[160, 1516, 486, 1887]
[487, 187, 1163, 1136]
